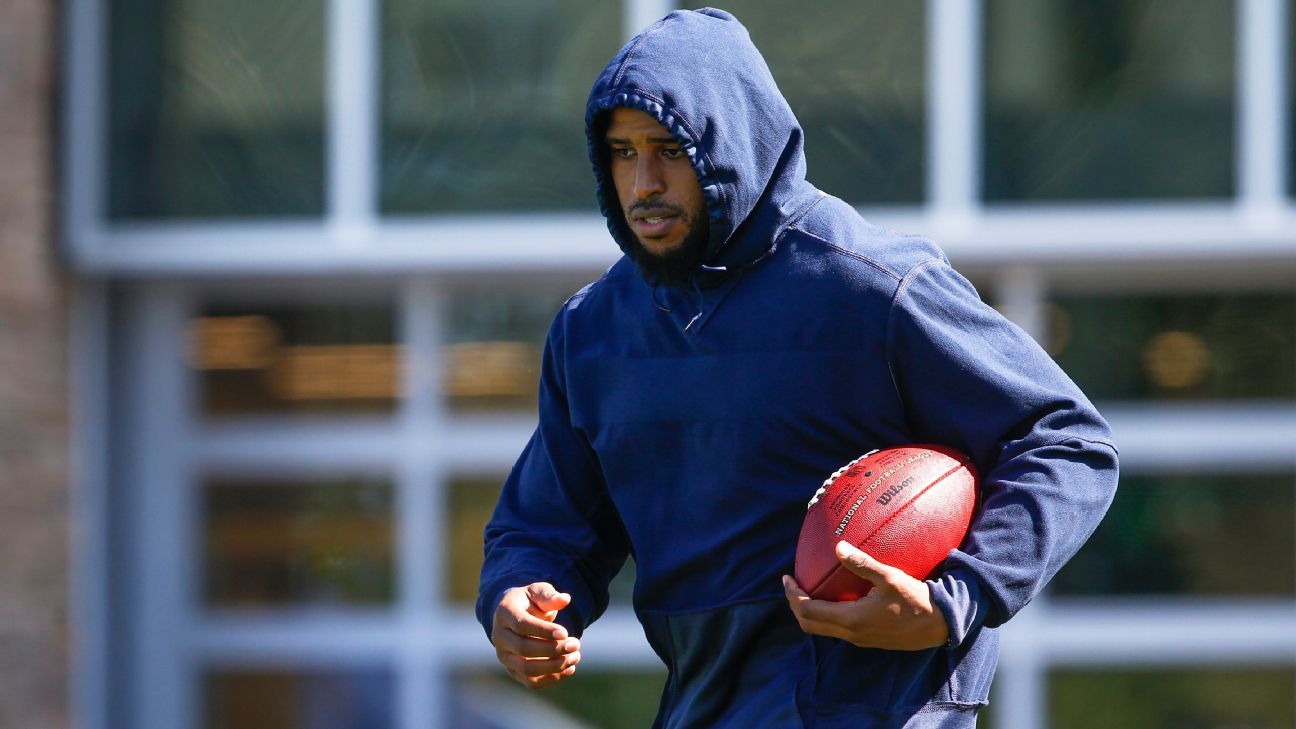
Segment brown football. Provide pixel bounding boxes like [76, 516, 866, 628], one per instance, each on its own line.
[794, 445, 978, 601]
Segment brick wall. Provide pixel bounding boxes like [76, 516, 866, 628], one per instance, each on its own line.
[0, 0, 68, 727]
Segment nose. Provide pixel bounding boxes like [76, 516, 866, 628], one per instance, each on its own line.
[632, 155, 666, 200]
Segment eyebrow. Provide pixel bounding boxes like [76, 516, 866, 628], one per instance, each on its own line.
[605, 136, 679, 145]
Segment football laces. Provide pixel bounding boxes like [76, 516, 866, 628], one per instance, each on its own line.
[806, 449, 880, 510]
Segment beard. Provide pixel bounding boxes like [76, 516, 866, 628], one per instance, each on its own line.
[624, 206, 710, 286]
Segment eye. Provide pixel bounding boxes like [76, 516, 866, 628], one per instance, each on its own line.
[611, 147, 635, 159]
[661, 147, 684, 160]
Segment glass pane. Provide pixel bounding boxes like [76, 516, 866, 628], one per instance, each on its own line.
[108, 0, 325, 218]
[1050, 668, 1295, 729]
[984, 0, 1235, 202]
[1051, 473, 1295, 597]
[454, 672, 667, 729]
[188, 303, 400, 415]
[443, 287, 574, 413]
[449, 476, 634, 606]
[1048, 293, 1296, 401]
[204, 478, 395, 607]
[447, 476, 498, 605]
[722, 1, 925, 204]
[205, 670, 393, 729]
[380, 0, 622, 212]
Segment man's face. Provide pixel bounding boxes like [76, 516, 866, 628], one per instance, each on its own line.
[604, 107, 708, 277]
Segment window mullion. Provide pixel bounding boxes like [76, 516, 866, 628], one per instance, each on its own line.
[328, 0, 379, 246]
[927, 0, 983, 222]
[1239, 0, 1290, 218]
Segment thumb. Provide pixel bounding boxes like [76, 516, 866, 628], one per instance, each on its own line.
[835, 541, 893, 585]
[525, 582, 572, 614]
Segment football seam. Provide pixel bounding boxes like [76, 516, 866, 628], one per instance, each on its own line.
[804, 460, 968, 598]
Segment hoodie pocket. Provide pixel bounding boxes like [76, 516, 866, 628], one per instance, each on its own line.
[808, 630, 994, 726]
[639, 598, 812, 729]
[811, 637, 951, 709]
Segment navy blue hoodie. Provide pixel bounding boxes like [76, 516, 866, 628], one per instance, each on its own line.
[478, 9, 1118, 728]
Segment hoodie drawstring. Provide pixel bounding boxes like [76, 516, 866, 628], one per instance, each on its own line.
[683, 277, 705, 332]
[651, 282, 672, 313]
[654, 265, 728, 332]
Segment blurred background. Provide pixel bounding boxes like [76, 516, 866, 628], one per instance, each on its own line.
[2, 0, 1295, 727]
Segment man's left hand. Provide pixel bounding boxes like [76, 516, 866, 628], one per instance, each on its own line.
[783, 541, 950, 651]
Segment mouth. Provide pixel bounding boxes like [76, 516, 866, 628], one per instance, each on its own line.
[632, 215, 678, 238]
[629, 208, 682, 239]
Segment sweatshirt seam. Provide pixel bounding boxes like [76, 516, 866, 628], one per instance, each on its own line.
[1066, 434, 1119, 453]
[564, 266, 617, 311]
[883, 257, 946, 420]
[787, 226, 903, 282]
[1021, 433, 1119, 452]
[609, 22, 660, 88]
[781, 191, 827, 233]
[756, 191, 829, 267]
[892, 256, 945, 302]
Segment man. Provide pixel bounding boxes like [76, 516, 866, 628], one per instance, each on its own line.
[478, 9, 1118, 728]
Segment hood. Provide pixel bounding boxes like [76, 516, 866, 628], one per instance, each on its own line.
[585, 8, 817, 285]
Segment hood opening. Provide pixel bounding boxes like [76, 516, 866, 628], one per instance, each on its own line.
[587, 96, 730, 275]
[584, 9, 815, 288]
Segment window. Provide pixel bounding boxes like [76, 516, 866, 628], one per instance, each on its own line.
[1047, 293, 1295, 401]
[984, 0, 1235, 202]
[190, 304, 400, 415]
[204, 477, 396, 607]
[107, 0, 326, 218]
[722, 0, 926, 204]
[75, 2, 1296, 729]
[205, 670, 393, 729]
[1051, 473, 1295, 597]
[380, 0, 622, 212]
[443, 285, 578, 412]
[448, 475, 635, 607]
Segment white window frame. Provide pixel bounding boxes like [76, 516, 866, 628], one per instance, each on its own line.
[65, 2, 1296, 729]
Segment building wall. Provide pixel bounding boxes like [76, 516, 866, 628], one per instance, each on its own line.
[0, 0, 68, 727]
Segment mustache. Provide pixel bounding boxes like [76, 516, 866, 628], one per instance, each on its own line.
[627, 198, 686, 220]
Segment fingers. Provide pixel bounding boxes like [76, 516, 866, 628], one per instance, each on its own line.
[834, 541, 896, 584]
[496, 635, 581, 689]
[783, 569, 945, 650]
[492, 582, 582, 689]
[525, 583, 573, 616]
[782, 575, 853, 640]
[782, 575, 864, 635]
[495, 585, 569, 642]
[782, 573, 810, 603]
[499, 649, 583, 679]
[494, 629, 581, 659]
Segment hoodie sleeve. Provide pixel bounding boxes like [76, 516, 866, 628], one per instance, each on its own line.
[884, 258, 1119, 648]
[476, 312, 631, 641]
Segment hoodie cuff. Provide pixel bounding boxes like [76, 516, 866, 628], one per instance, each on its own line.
[926, 567, 990, 650]
[478, 584, 513, 642]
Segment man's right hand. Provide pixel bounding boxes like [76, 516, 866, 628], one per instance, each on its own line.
[490, 582, 582, 689]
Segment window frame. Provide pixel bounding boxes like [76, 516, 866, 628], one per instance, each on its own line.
[65, 2, 1296, 729]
